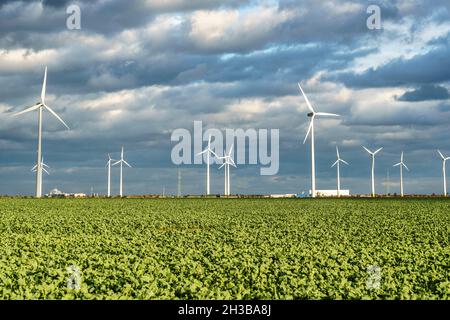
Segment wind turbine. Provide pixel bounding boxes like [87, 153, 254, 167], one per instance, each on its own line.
[196, 135, 217, 195]
[331, 146, 349, 197]
[393, 152, 409, 197]
[32, 157, 50, 175]
[113, 146, 132, 197]
[218, 145, 236, 196]
[298, 84, 340, 198]
[13, 66, 69, 198]
[105, 154, 116, 197]
[363, 146, 383, 197]
[438, 150, 450, 196]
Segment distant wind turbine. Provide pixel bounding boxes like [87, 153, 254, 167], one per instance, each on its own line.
[438, 150, 450, 196]
[196, 135, 217, 195]
[32, 157, 50, 175]
[113, 146, 132, 197]
[363, 146, 383, 197]
[13, 66, 70, 198]
[105, 154, 116, 197]
[218, 145, 236, 196]
[298, 83, 340, 198]
[331, 146, 349, 197]
[393, 152, 409, 197]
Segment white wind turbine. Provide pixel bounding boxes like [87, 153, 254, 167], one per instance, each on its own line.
[298, 84, 340, 198]
[32, 157, 50, 175]
[105, 154, 116, 197]
[13, 66, 70, 198]
[363, 146, 383, 197]
[393, 152, 409, 197]
[438, 150, 450, 196]
[196, 135, 217, 195]
[218, 145, 236, 196]
[331, 146, 349, 197]
[113, 146, 132, 197]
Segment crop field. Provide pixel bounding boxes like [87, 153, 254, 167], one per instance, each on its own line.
[0, 198, 448, 299]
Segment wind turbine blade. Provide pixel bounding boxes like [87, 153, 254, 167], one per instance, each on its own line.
[374, 147, 383, 155]
[210, 149, 219, 158]
[42, 168, 50, 175]
[218, 163, 226, 169]
[341, 159, 349, 165]
[31, 165, 37, 171]
[228, 144, 234, 156]
[401, 152, 404, 162]
[393, 163, 401, 167]
[438, 150, 445, 160]
[403, 163, 409, 171]
[13, 103, 42, 116]
[112, 160, 121, 166]
[41, 66, 47, 103]
[362, 146, 372, 154]
[315, 112, 340, 117]
[331, 160, 339, 168]
[42, 163, 50, 169]
[303, 119, 313, 144]
[336, 146, 340, 159]
[196, 149, 208, 156]
[44, 104, 70, 130]
[123, 160, 132, 168]
[229, 157, 236, 167]
[297, 83, 315, 113]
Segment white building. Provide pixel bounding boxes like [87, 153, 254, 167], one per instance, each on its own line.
[314, 190, 350, 197]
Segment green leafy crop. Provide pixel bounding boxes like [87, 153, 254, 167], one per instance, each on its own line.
[0, 198, 448, 299]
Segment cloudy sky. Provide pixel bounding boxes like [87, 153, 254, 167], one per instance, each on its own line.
[0, 0, 449, 196]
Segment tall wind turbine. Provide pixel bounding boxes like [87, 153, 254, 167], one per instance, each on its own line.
[331, 146, 349, 197]
[113, 146, 132, 197]
[14, 66, 69, 198]
[298, 84, 340, 198]
[218, 145, 236, 196]
[393, 152, 409, 197]
[105, 154, 116, 197]
[196, 135, 217, 195]
[438, 150, 450, 196]
[363, 146, 383, 197]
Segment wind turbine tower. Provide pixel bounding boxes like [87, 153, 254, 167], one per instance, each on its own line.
[14, 66, 69, 197]
[393, 151, 409, 197]
[363, 146, 383, 197]
[438, 150, 450, 196]
[113, 146, 132, 197]
[298, 84, 340, 198]
[331, 146, 349, 197]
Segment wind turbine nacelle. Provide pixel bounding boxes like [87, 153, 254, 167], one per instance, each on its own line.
[307, 112, 314, 117]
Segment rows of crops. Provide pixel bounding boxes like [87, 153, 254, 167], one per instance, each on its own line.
[0, 198, 448, 299]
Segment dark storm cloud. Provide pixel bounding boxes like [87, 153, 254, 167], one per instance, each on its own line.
[396, 85, 450, 102]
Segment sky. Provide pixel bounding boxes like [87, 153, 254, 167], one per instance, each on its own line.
[0, 0, 449, 196]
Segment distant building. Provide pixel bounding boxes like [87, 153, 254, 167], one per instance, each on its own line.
[47, 188, 65, 198]
[315, 190, 350, 197]
[45, 188, 86, 198]
[268, 194, 296, 198]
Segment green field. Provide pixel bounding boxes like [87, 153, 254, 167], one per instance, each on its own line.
[0, 198, 448, 299]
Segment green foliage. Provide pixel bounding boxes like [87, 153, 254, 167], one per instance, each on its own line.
[0, 198, 448, 299]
